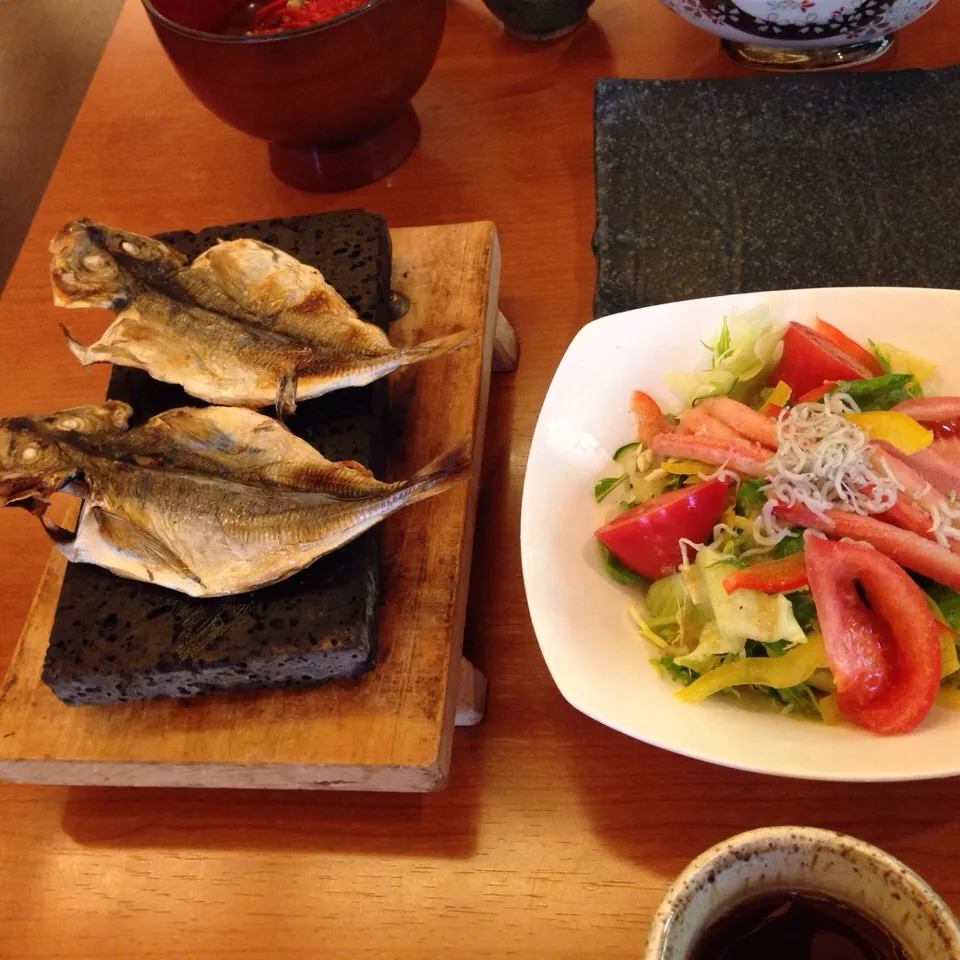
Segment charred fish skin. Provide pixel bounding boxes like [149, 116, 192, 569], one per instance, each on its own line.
[0, 404, 472, 597]
[50, 220, 477, 411]
[190, 238, 395, 352]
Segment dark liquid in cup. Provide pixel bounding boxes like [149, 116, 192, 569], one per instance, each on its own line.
[690, 890, 910, 960]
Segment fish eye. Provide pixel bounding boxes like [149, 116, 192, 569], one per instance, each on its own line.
[121, 242, 138, 256]
[20, 444, 40, 463]
[82, 253, 106, 270]
[60, 418, 80, 430]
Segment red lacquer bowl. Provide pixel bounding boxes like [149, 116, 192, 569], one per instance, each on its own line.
[143, 0, 446, 191]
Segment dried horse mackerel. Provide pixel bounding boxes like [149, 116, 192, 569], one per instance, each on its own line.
[50, 220, 475, 414]
[0, 402, 471, 597]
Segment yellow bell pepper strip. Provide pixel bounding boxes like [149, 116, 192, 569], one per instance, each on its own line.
[675, 632, 827, 703]
[940, 629, 960, 679]
[923, 595, 960, 679]
[845, 411, 933, 455]
[937, 687, 960, 710]
[818, 693, 842, 724]
[871, 342, 937, 383]
[759, 380, 791, 418]
[660, 458, 713, 476]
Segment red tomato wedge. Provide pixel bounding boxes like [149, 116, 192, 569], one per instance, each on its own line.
[722, 553, 807, 594]
[796, 381, 839, 404]
[630, 391, 666, 449]
[699, 397, 778, 449]
[814, 318, 885, 377]
[650, 434, 769, 478]
[768, 322, 873, 399]
[595, 478, 729, 580]
[804, 532, 940, 734]
[774, 502, 960, 590]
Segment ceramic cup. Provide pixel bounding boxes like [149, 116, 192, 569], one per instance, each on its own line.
[645, 826, 960, 959]
[658, 0, 940, 71]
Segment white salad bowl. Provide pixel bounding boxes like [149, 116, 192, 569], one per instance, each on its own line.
[521, 286, 960, 782]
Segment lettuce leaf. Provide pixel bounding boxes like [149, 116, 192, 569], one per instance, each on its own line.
[664, 306, 784, 409]
[835, 373, 917, 411]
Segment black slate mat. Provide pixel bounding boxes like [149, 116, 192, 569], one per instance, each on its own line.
[593, 66, 960, 318]
[43, 210, 392, 705]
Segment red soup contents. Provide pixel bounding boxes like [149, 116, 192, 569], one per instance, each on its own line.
[218, 0, 369, 34]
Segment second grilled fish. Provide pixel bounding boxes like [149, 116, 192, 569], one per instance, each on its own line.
[1, 402, 471, 597]
[50, 220, 475, 414]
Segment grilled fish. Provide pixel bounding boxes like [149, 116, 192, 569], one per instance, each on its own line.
[1, 403, 471, 597]
[50, 220, 474, 415]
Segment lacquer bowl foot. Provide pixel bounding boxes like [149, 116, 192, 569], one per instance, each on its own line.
[723, 35, 895, 72]
[269, 104, 420, 192]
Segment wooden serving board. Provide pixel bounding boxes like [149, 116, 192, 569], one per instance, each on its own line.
[0, 221, 501, 792]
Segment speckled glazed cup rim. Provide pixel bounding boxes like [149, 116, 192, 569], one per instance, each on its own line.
[645, 826, 960, 960]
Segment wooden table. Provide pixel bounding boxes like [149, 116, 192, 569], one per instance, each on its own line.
[1, 1, 959, 956]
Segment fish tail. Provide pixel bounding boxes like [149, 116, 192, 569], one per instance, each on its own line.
[393, 330, 478, 370]
[60, 324, 93, 365]
[402, 436, 473, 504]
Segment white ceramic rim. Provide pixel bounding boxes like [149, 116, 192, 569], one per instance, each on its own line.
[645, 826, 960, 959]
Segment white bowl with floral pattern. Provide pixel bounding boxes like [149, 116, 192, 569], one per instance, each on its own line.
[659, 0, 940, 69]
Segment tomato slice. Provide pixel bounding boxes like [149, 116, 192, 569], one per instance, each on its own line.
[630, 391, 666, 449]
[699, 397, 778, 449]
[722, 552, 807, 594]
[768, 322, 873, 399]
[595, 478, 729, 580]
[774, 502, 960, 589]
[803, 532, 940, 734]
[814, 318, 885, 377]
[650, 434, 769, 478]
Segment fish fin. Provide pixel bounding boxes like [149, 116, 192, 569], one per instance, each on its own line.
[17, 498, 77, 545]
[393, 330, 478, 370]
[404, 436, 473, 503]
[275, 372, 298, 419]
[338, 459, 374, 478]
[91, 507, 202, 586]
[60, 324, 92, 364]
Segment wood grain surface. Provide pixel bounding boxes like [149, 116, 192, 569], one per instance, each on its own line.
[0, 222, 498, 792]
[1, 1, 959, 957]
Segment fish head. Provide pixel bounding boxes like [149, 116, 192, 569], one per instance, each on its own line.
[49, 220, 134, 310]
[34, 401, 133, 438]
[0, 417, 79, 505]
[86, 222, 188, 275]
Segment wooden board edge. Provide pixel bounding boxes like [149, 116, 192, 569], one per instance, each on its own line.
[0, 758, 446, 792]
[430, 225, 501, 779]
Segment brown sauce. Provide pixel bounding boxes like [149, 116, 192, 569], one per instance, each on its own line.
[690, 890, 911, 960]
